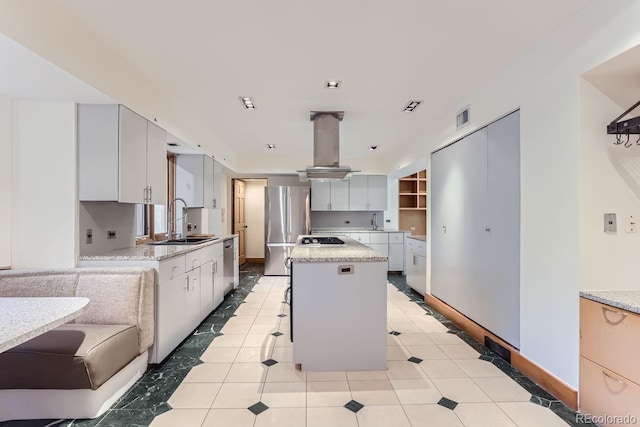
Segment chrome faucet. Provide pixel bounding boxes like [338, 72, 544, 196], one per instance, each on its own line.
[371, 213, 379, 231]
[167, 197, 189, 241]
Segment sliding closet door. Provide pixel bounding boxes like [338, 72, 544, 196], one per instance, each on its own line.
[431, 128, 488, 320]
[486, 111, 520, 347]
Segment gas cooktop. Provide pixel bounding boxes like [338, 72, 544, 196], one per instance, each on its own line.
[300, 237, 345, 245]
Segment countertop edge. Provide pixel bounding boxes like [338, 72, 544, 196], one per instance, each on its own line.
[580, 291, 640, 315]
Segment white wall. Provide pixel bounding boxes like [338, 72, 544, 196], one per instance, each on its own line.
[244, 180, 266, 259]
[12, 100, 76, 268]
[0, 96, 11, 268]
[421, 0, 640, 389]
[78, 201, 136, 256]
[579, 79, 640, 290]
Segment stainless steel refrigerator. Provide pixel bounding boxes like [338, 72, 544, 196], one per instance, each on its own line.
[265, 186, 310, 275]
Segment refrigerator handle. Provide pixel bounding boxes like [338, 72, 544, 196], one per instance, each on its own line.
[287, 188, 292, 234]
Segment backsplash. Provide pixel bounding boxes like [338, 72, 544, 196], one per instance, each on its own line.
[78, 202, 136, 256]
[311, 211, 384, 231]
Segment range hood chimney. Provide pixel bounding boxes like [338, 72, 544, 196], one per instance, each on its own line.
[297, 111, 359, 181]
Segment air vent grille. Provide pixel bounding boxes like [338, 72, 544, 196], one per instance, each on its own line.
[457, 107, 470, 129]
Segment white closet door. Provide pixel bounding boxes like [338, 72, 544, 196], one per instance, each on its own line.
[486, 111, 520, 347]
[431, 128, 488, 329]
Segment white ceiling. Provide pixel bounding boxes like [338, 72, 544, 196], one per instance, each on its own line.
[1, 0, 591, 174]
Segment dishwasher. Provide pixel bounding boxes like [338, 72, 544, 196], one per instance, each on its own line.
[223, 239, 234, 295]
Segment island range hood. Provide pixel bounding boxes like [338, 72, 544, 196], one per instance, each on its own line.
[297, 111, 359, 181]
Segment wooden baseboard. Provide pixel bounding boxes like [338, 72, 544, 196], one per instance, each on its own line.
[424, 293, 578, 410]
[246, 258, 264, 264]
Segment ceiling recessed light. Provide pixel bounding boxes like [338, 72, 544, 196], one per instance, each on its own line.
[239, 96, 256, 109]
[325, 80, 342, 89]
[402, 100, 423, 112]
[267, 144, 276, 149]
[369, 145, 379, 151]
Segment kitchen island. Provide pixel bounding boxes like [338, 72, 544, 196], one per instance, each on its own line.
[290, 235, 388, 371]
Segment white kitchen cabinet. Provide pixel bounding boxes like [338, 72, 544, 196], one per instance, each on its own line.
[349, 175, 387, 211]
[212, 159, 222, 209]
[156, 272, 188, 362]
[233, 236, 239, 289]
[201, 260, 215, 319]
[388, 243, 404, 271]
[368, 243, 388, 258]
[214, 253, 225, 306]
[78, 104, 167, 204]
[311, 181, 349, 211]
[405, 237, 426, 295]
[0, 96, 10, 269]
[348, 232, 369, 244]
[176, 154, 215, 208]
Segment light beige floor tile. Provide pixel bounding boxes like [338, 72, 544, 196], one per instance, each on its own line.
[238, 302, 264, 310]
[267, 362, 306, 382]
[149, 409, 209, 427]
[472, 377, 532, 402]
[426, 332, 465, 345]
[253, 315, 282, 325]
[349, 380, 400, 405]
[415, 320, 449, 333]
[398, 333, 435, 346]
[387, 345, 410, 361]
[235, 347, 272, 363]
[307, 381, 352, 407]
[210, 335, 246, 348]
[249, 323, 279, 335]
[261, 381, 307, 408]
[387, 335, 402, 346]
[225, 362, 269, 382]
[227, 315, 257, 324]
[307, 371, 348, 382]
[254, 407, 306, 427]
[356, 405, 411, 427]
[404, 345, 449, 360]
[244, 294, 267, 304]
[420, 359, 468, 379]
[454, 402, 517, 426]
[233, 306, 260, 316]
[242, 334, 276, 348]
[438, 344, 480, 359]
[497, 402, 570, 427]
[454, 359, 508, 378]
[431, 378, 492, 403]
[211, 382, 265, 408]
[390, 378, 442, 404]
[273, 335, 293, 347]
[183, 363, 232, 383]
[346, 370, 389, 381]
[402, 404, 464, 427]
[219, 322, 252, 335]
[203, 408, 256, 427]
[270, 346, 294, 362]
[385, 360, 427, 379]
[168, 382, 222, 409]
[387, 322, 424, 333]
[307, 407, 358, 427]
[200, 346, 241, 363]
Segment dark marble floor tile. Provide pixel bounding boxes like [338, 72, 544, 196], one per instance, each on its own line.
[511, 376, 558, 402]
[0, 420, 65, 427]
[550, 402, 599, 426]
[492, 357, 526, 377]
[159, 346, 206, 367]
[111, 380, 176, 412]
[93, 409, 158, 427]
[529, 395, 552, 408]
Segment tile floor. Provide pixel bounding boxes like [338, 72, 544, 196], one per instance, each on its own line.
[0, 266, 593, 427]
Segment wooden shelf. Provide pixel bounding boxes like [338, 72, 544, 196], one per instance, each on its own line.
[399, 169, 427, 235]
[399, 207, 426, 211]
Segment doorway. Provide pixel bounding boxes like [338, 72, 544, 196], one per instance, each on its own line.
[232, 178, 268, 265]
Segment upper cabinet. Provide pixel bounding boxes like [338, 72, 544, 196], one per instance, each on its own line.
[349, 175, 387, 211]
[311, 176, 387, 211]
[311, 181, 349, 211]
[176, 154, 215, 209]
[78, 104, 167, 205]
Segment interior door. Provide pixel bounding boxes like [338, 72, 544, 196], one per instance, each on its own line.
[233, 179, 247, 264]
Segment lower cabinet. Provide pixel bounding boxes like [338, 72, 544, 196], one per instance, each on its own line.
[580, 297, 640, 426]
[405, 237, 426, 295]
[317, 231, 409, 272]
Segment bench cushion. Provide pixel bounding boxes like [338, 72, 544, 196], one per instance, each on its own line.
[0, 324, 139, 390]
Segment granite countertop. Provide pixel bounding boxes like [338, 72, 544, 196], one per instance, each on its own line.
[580, 290, 640, 315]
[406, 235, 427, 242]
[291, 235, 388, 263]
[0, 297, 90, 353]
[78, 234, 237, 262]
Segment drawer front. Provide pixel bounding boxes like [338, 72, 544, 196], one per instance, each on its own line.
[369, 232, 389, 244]
[580, 356, 640, 426]
[389, 233, 404, 244]
[200, 242, 223, 261]
[580, 298, 640, 384]
[159, 255, 186, 281]
[349, 232, 370, 244]
[407, 239, 426, 255]
[186, 248, 204, 271]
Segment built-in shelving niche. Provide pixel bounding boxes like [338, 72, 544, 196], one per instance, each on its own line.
[398, 170, 426, 235]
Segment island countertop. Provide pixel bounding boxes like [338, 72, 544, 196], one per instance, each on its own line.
[290, 235, 388, 263]
[78, 234, 237, 262]
[580, 290, 640, 315]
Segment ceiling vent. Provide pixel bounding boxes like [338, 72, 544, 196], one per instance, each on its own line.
[403, 100, 422, 112]
[457, 106, 470, 129]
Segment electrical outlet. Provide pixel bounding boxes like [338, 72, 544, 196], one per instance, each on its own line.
[604, 213, 617, 233]
[187, 223, 192, 232]
[345, 220, 351, 224]
[86, 229, 93, 244]
[626, 215, 637, 233]
[107, 230, 116, 239]
[385, 219, 390, 223]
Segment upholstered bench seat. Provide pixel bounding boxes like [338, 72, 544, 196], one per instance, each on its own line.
[0, 324, 139, 390]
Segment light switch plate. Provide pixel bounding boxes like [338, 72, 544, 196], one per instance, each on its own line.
[604, 213, 617, 233]
[626, 215, 636, 233]
[107, 230, 116, 239]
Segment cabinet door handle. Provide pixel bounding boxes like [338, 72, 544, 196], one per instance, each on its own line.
[602, 306, 628, 324]
[184, 276, 190, 291]
[191, 277, 198, 291]
[213, 260, 217, 274]
[213, 198, 217, 208]
[602, 370, 627, 385]
[143, 187, 148, 203]
[149, 186, 153, 203]
[328, 203, 332, 211]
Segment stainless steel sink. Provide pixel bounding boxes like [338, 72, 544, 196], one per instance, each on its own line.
[148, 237, 219, 246]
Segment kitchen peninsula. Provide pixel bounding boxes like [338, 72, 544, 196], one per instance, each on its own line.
[290, 235, 387, 371]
